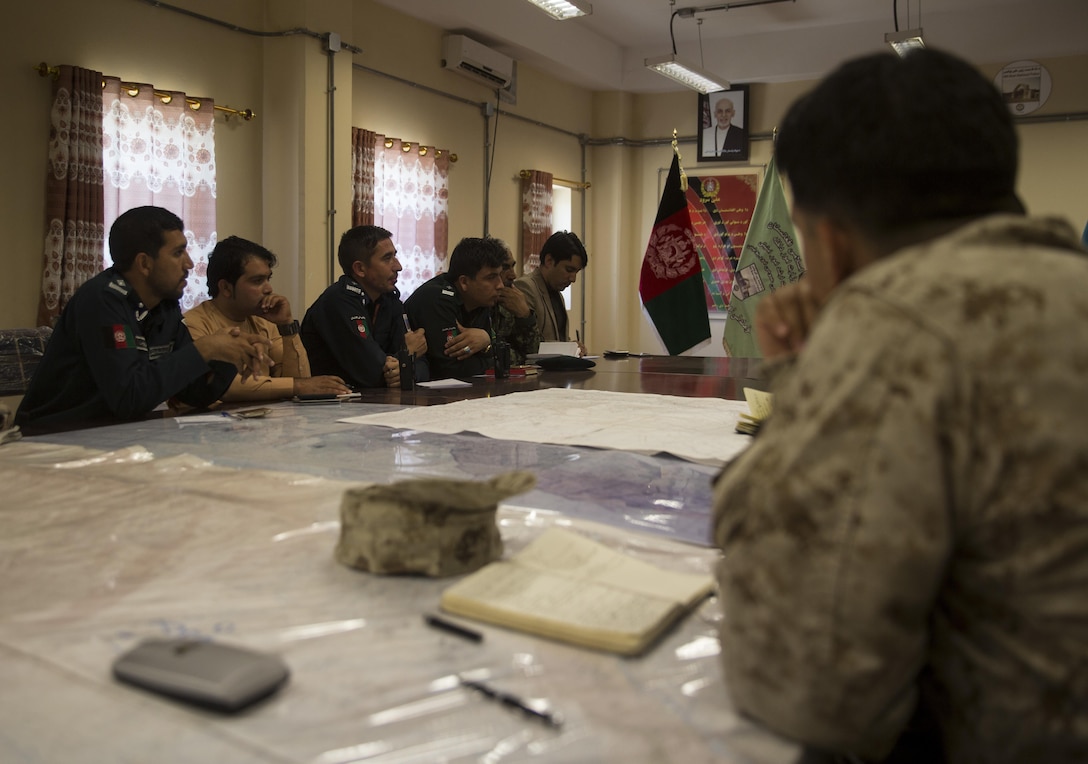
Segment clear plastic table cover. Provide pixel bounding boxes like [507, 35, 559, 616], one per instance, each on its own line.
[0, 439, 800, 764]
[24, 401, 726, 547]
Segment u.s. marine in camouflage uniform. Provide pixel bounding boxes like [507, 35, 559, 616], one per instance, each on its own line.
[712, 50, 1088, 763]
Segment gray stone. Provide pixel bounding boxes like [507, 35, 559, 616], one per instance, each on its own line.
[335, 470, 536, 577]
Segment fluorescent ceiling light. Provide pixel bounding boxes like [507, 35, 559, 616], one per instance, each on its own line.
[525, 0, 592, 20]
[645, 54, 730, 94]
[885, 28, 925, 57]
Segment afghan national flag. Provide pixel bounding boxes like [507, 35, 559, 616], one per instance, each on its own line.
[722, 155, 804, 357]
[639, 152, 711, 355]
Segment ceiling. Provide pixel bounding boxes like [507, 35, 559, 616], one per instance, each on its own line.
[371, 0, 1088, 92]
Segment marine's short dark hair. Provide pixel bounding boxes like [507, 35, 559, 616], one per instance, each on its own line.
[206, 236, 277, 298]
[447, 237, 506, 281]
[775, 48, 1021, 240]
[108, 206, 184, 272]
[338, 225, 394, 276]
[540, 230, 588, 268]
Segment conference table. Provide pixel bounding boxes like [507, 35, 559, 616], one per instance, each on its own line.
[354, 355, 764, 405]
[0, 355, 801, 763]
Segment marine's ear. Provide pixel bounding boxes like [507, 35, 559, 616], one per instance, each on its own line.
[812, 214, 870, 288]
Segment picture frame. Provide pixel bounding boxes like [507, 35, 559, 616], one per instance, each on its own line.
[697, 85, 750, 163]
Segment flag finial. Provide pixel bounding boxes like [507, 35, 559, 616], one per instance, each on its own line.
[671, 129, 688, 192]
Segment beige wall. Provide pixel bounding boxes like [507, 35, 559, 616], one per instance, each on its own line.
[348, 1, 592, 331]
[2, 0, 1086, 359]
[3, 0, 267, 327]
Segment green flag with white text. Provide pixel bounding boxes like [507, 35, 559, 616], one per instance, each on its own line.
[722, 156, 803, 357]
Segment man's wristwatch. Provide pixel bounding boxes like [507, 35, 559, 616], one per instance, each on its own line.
[278, 320, 300, 336]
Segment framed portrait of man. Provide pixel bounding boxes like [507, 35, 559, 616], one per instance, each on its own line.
[697, 85, 750, 163]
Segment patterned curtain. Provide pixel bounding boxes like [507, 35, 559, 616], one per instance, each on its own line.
[38, 65, 105, 327]
[520, 170, 553, 273]
[102, 78, 217, 310]
[351, 127, 376, 227]
[350, 129, 450, 298]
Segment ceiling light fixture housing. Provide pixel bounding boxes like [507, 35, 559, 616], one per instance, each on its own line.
[525, 0, 592, 20]
[646, 0, 791, 92]
[885, 28, 925, 56]
[645, 54, 730, 94]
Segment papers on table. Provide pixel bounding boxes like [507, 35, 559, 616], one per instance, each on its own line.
[534, 342, 580, 357]
[417, 378, 474, 389]
[175, 414, 231, 426]
[339, 388, 752, 466]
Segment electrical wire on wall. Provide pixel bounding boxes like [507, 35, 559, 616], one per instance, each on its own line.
[482, 89, 502, 236]
[326, 37, 338, 286]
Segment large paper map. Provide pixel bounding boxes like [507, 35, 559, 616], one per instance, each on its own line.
[339, 388, 753, 467]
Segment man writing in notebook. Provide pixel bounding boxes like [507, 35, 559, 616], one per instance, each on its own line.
[513, 230, 587, 356]
[712, 50, 1088, 763]
[301, 225, 427, 389]
[16, 206, 268, 432]
[184, 236, 350, 401]
[404, 237, 504, 379]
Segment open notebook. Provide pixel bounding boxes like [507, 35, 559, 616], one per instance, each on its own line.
[440, 527, 714, 656]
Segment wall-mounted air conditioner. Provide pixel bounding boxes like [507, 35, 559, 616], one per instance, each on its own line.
[442, 34, 514, 89]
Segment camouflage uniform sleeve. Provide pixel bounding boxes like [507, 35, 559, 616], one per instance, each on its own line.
[712, 288, 956, 759]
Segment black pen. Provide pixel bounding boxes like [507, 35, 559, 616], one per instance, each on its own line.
[424, 613, 483, 643]
[460, 678, 563, 728]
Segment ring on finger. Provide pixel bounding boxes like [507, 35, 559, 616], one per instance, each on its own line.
[462, 346, 472, 354]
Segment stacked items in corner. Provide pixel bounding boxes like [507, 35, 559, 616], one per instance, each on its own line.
[735, 388, 773, 436]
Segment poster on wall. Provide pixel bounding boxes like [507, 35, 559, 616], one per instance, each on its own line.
[993, 60, 1051, 116]
[686, 171, 759, 312]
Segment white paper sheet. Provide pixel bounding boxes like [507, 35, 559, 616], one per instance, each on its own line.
[339, 388, 753, 466]
[535, 342, 580, 357]
[418, 378, 474, 389]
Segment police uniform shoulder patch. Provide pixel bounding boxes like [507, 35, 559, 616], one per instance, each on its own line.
[104, 324, 136, 349]
[352, 316, 369, 339]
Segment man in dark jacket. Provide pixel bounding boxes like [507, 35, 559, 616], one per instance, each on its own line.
[405, 237, 505, 380]
[301, 225, 428, 389]
[16, 206, 268, 433]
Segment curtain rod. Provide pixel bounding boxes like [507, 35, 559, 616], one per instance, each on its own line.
[383, 137, 458, 162]
[519, 170, 590, 189]
[34, 62, 256, 121]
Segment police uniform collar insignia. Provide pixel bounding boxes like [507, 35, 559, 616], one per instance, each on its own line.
[107, 278, 130, 297]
